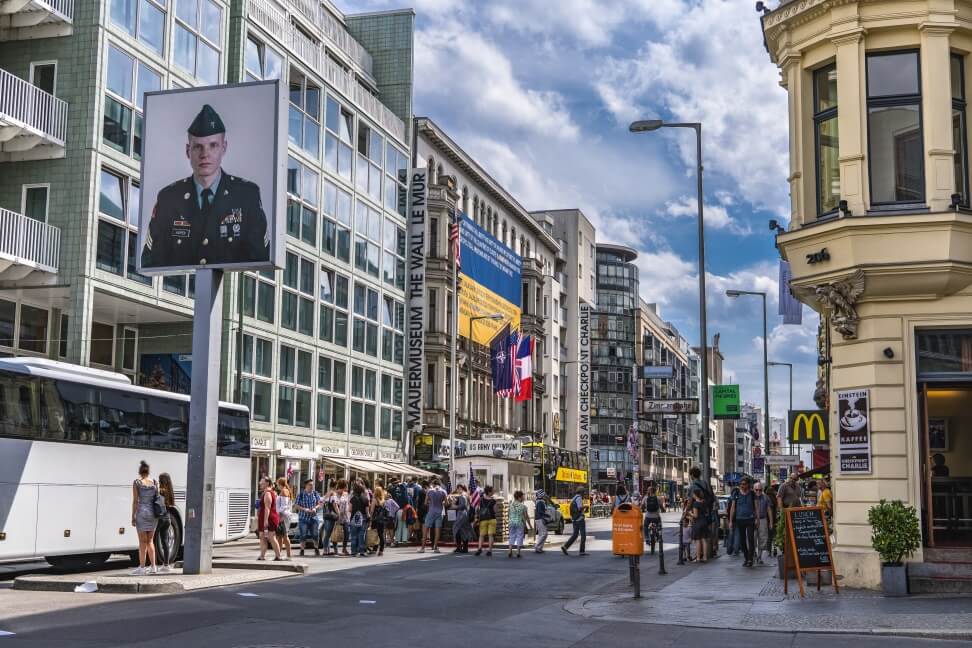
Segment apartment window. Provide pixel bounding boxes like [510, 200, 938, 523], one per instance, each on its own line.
[322, 180, 351, 262]
[324, 96, 354, 182]
[173, 0, 222, 84]
[382, 216, 405, 290]
[238, 334, 273, 422]
[867, 51, 924, 205]
[21, 185, 48, 223]
[356, 122, 383, 203]
[90, 321, 115, 366]
[352, 282, 379, 357]
[425, 363, 435, 408]
[104, 44, 161, 158]
[429, 217, 439, 257]
[163, 273, 195, 298]
[29, 62, 56, 95]
[813, 63, 840, 215]
[244, 33, 282, 82]
[349, 365, 377, 436]
[316, 355, 347, 432]
[278, 344, 311, 427]
[18, 305, 49, 354]
[380, 372, 403, 440]
[953, 54, 969, 206]
[428, 288, 437, 332]
[353, 202, 381, 279]
[319, 266, 349, 347]
[381, 296, 404, 365]
[288, 68, 320, 156]
[58, 314, 68, 357]
[120, 327, 137, 373]
[110, 0, 165, 54]
[286, 157, 318, 245]
[385, 142, 408, 216]
[97, 168, 149, 284]
[281, 252, 314, 336]
[241, 269, 275, 323]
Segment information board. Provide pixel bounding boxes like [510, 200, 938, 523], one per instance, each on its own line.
[783, 506, 839, 597]
[712, 384, 740, 420]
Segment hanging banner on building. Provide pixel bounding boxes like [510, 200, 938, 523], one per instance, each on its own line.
[712, 384, 740, 420]
[405, 167, 427, 453]
[836, 388, 871, 474]
[578, 302, 592, 456]
[458, 213, 521, 344]
[137, 80, 285, 273]
[788, 410, 829, 445]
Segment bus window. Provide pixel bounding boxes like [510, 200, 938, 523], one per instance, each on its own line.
[217, 408, 250, 458]
[38, 378, 66, 440]
[99, 388, 147, 447]
[57, 380, 99, 442]
[146, 398, 188, 451]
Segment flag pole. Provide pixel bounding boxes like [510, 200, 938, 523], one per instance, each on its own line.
[448, 211, 460, 489]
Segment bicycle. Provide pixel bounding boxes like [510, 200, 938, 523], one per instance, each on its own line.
[644, 517, 662, 555]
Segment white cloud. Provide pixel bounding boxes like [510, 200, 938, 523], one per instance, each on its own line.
[663, 195, 752, 235]
[594, 0, 789, 217]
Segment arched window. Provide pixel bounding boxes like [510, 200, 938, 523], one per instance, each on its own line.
[427, 157, 435, 183]
[462, 187, 469, 214]
[502, 220, 507, 245]
[525, 241, 531, 259]
[436, 164, 444, 183]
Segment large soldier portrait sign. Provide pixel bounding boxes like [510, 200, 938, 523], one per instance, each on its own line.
[137, 81, 285, 273]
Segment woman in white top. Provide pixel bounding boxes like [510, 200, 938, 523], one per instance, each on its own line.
[275, 477, 294, 560]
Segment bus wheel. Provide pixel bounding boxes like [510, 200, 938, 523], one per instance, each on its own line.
[556, 519, 564, 535]
[46, 553, 111, 571]
[154, 513, 183, 565]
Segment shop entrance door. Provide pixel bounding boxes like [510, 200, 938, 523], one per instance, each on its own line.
[920, 385, 972, 547]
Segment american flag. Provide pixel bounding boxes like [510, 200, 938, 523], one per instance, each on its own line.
[502, 329, 520, 397]
[469, 464, 481, 510]
[449, 209, 461, 271]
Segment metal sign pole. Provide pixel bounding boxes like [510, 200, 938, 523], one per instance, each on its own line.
[182, 268, 223, 575]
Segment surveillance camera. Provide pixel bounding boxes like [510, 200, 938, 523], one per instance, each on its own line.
[768, 219, 778, 232]
[883, 347, 894, 359]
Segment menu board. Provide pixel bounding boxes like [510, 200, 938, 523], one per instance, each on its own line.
[788, 507, 830, 569]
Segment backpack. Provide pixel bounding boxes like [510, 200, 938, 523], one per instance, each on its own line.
[692, 479, 716, 514]
[642, 495, 660, 514]
[403, 504, 417, 525]
[392, 483, 409, 507]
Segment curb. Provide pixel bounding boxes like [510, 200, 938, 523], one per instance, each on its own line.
[188, 560, 308, 574]
[13, 576, 183, 594]
[563, 595, 972, 640]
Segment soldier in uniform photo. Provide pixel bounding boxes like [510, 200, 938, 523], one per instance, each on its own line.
[140, 104, 270, 269]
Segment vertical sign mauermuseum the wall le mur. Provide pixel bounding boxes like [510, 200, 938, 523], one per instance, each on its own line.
[578, 302, 591, 457]
[405, 168, 427, 457]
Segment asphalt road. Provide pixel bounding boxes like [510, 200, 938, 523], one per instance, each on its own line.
[0, 519, 966, 647]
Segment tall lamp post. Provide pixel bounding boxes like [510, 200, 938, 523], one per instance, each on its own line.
[726, 289, 770, 483]
[630, 119, 710, 485]
[768, 361, 793, 455]
[453, 313, 503, 485]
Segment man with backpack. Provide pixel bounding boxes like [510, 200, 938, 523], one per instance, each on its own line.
[729, 477, 758, 567]
[640, 485, 663, 555]
[534, 489, 551, 553]
[561, 486, 588, 556]
[687, 466, 718, 559]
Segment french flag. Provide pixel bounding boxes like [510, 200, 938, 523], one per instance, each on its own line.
[514, 335, 534, 402]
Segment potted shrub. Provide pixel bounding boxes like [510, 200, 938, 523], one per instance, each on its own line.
[867, 500, 921, 597]
[774, 509, 796, 579]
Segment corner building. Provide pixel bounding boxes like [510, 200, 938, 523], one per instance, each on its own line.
[0, 0, 416, 495]
[764, 0, 972, 589]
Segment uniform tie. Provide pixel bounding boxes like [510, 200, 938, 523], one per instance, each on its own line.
[201, 187, 214, 216]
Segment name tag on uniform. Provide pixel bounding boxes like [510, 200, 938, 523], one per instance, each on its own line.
[172, 219, 191, 238]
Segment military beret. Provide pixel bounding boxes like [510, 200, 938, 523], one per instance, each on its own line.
[188, 104, 225, 137]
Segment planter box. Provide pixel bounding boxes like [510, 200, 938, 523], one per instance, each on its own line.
[881, 563, 909, 597]
[777, 554, 797, 579]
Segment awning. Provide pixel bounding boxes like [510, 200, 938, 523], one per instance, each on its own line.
[319, 456, 436, 477]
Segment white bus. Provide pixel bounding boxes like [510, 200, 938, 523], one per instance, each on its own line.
[0, 358, 251, 568]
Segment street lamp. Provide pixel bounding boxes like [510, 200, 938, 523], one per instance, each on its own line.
[630, 119, 710, 485]
[768, 361, 793, 454]
[453, 313, 504, 484]
[726, 289, 770, 482]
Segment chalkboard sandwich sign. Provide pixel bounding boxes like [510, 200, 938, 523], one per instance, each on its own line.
[784, 506, 840, 597]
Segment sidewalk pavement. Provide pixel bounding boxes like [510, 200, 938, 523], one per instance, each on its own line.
[565, 548, 972, 640]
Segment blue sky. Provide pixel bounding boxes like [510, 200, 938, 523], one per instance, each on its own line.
[342, 0, 821, 423]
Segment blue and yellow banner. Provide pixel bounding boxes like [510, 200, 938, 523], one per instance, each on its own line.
[459, 213, 521, 344]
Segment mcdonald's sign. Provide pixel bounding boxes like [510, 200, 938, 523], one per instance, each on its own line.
[788, 410, 829, 445]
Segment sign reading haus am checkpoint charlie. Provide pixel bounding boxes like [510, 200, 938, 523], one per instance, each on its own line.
[137, 81, 285, 273]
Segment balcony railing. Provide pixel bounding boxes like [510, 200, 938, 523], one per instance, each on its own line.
[0, 0, 74, 40]
[249, 0, 286, 44]
[0, 67, 67, 149]
[0, 208, 60, 274]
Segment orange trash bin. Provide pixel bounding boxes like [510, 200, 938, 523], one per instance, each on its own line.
[612, 503, 644, 556]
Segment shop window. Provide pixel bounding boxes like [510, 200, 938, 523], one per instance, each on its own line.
[867, 51, 924, 205]
[813, 63, 839, 216]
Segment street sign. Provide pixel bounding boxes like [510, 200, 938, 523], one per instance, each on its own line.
[753, 457, 765, 473]
[712, 385, 740, 420]
[642, 399, 699, 414]
[641, 365, 674, 379]
[465, 439, 522, 457]
[766, 454, 801, 465]
[788, 410, 829, 445]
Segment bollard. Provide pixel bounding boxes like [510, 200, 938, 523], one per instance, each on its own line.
[630, 555, 641, 598]
[657, 518, 667, 575]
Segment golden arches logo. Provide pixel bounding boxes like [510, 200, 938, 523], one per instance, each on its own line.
[790, 411, 827, 443]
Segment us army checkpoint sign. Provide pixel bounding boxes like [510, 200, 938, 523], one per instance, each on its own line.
[137, 81, 285, 274]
